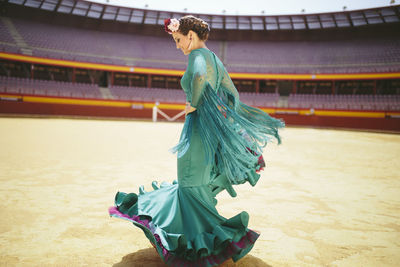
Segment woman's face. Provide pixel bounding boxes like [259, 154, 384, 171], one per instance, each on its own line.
[172, 32, 192, 55]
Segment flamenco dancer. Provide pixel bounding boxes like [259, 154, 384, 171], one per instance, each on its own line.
[109, 15, 284, 266]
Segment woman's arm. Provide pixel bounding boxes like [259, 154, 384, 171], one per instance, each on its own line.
[189, 52, 207, 108]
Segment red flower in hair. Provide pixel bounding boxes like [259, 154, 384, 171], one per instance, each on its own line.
[164, 18, 171, 33]
[164, 18, 180, 34]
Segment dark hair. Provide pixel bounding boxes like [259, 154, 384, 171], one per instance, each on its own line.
[178, 15, 210, 41]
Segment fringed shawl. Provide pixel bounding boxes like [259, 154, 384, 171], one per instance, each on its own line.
[171, 48, 284, 193]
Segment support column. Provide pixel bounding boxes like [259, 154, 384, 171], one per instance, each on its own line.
[147, 74, 152, 88]
[332, 80, 335, 95]
[292, 80, 297, 94]
[373, 79, 377, 95]
[89, 70, 94, 84]
[31, 64, 34, 79]
[255, 80, 259, 93]
[72, 68, 76, 83]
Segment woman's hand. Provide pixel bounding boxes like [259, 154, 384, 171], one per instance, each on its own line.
[185, 102, 197, 116]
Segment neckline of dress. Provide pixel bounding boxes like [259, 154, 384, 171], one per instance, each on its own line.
[190, 47, 211, 54]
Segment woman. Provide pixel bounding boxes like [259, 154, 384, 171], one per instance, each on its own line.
[109, 15, 284, 266]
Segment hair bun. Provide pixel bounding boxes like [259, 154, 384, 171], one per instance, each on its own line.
[173, 15, 210, 41]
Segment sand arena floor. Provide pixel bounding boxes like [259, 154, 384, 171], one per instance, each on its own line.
[0, 117, 399, 267]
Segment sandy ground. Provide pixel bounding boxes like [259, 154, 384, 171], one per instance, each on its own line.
[0, 117, 399, 267]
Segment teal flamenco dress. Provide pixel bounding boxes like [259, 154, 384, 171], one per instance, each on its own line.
[109, 48, 284, 266]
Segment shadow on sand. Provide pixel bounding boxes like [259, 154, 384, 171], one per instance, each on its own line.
[113, 248, 272, 267]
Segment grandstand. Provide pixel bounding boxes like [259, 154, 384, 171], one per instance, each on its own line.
[0, 0, 400, 131]
[1, 17, 400, 73]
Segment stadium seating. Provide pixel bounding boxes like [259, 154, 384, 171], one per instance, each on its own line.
[1, 16, 399, 112]
[239, 92, 280, 107]
[1, 17, 399, 74]
[0, 76, 277, 107]
[0, 76, 101, 98]
[288, 93, 400, 111]
[109, 85, 186, 103]
[225, 40, 400, 73]
[1, 76, 399, 111]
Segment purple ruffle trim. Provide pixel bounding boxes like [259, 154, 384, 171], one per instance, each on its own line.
[109, 206, 259, 266]
[109, 206, 169, 257]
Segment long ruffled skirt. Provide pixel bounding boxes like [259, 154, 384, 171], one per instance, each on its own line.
[109, 181, 259, 266]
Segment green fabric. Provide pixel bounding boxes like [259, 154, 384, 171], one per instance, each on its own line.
[110, 47, 284, 266]
[173, 48, 284, 196]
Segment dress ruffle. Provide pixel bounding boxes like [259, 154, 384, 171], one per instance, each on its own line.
[109, 181, 259, 266]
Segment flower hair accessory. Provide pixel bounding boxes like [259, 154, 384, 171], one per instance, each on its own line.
[164, 18, 180, 34]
